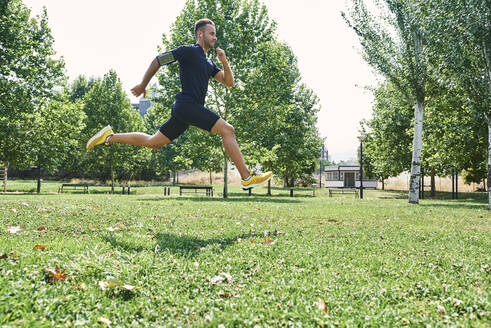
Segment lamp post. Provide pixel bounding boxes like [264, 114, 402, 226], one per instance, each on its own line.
[359, 137, 364, 199]
[319, 144, 325, 188]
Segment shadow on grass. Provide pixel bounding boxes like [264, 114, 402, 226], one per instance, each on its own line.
[103, 232, 256, 258]
[419, 201, 488, 210]
[135, 194, 302, 204]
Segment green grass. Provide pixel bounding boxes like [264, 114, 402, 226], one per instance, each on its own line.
[0, 181, 489, 327]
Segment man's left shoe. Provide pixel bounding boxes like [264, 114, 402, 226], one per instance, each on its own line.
[241, 171, 272, 190]
[86, 125, 114, 150]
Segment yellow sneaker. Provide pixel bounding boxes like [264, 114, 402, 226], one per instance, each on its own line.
[241, 170, 272, 190]
[86, 125, 114, 150]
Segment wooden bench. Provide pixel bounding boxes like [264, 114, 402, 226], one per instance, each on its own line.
[328, 188, 359, 198]
[179, 185, 214, 196]
[289, 185, 316, 197]
[58, 183, 89, 193]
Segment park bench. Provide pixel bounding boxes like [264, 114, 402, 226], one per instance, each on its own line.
[328, 188, 359, 198]
[289, 185, 317, 197]
[179, 185, 214, 196]
[58, 183, 89, 194]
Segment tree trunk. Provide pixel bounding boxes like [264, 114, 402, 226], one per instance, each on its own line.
[209, 170, 212, 185]
[487, 115, 491, 210]
[430, 168, 436, 198]
[37, 165, 41, 194]
[409, 99, 424, 204]
[381, 179, 385, 190]
[223, 151, 228, 198]
[111, 169, 115, 194]
[267, 179, 271, 196]
[2, 162, 6, 193]
[484, 39, 491, 210]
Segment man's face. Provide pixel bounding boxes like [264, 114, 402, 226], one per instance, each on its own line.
[200, 24, 217, 48]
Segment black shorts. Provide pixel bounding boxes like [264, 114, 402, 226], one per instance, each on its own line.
[159, 100, 220, 141]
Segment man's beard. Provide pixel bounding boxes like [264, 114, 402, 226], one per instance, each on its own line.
[204, 38, 214, 49]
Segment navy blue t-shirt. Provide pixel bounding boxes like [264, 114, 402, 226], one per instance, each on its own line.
[164, 43, 221, 105]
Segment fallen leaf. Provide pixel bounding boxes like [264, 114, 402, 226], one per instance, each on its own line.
[99, 281, 109, 290]
[317, 299, 329, 314]
[122, 284, 136, 291]
[73, 282, 87, 290]
[54, 227, 62, 232]
[34, 244, 49, 250]
[47, 266, 67, 283]
[0, 253, 7, 259]
[210, 275, 225, 284]
[21, 202, 29, 207]
[437, 305, 446, 314]
[220, 225, 224, 230]
[9, 208, 17, 213]
[147, 228, 153, 231]
[221, 272, 233, 282]
[5, 226, 22, 234]
[98, 317, 111, 325]
[37, 226, 48, 231]
[264, 236, 273, 245]
[217, 291, 231, 298]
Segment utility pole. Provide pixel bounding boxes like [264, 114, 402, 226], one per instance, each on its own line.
[359, 138, 364, 199]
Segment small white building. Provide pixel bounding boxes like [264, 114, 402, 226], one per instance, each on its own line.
[324, 165, 378, 188]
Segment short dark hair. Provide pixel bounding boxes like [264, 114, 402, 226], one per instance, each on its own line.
[194, 18, 215, 38]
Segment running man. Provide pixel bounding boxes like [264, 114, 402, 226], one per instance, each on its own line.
[86, 18, 272, 189]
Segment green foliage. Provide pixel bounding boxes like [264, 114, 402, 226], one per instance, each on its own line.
[0, 0, 65, 166]
[80, 71, 150, 183]
[151, 0, 321, 187]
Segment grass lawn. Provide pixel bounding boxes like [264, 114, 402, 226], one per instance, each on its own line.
[0, 180, 489, 327]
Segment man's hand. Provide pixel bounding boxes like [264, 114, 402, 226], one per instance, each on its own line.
[216, 47, 227, 63]
[131, 83, 146, 98]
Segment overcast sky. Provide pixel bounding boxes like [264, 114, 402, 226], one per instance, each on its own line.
[24, 0, 378, 161]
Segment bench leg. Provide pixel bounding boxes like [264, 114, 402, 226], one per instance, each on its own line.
[290, 189, 294, 197]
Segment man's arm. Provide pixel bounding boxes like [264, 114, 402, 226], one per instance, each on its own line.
[131, 57, 161, 98]
[214, 47, 234, 87]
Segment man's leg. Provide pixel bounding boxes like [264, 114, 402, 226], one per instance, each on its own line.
[108, 130, 170, 149]
[211, 118, 250, 179]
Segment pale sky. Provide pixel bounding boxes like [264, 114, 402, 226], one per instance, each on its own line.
[24, 0, 377, 161]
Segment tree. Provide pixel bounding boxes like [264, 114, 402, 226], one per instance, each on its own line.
[81, 70, 150, 190]
[359, 81, 413, 185]
[343, 0, 431, 203]
[153, 0, 321, 195]
[425, 0, 491, 209]
[0, 0, 65, 190]
[20, 99, 86, 192]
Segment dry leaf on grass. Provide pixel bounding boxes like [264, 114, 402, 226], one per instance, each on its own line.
[5, 226, 22, 234]
[210, 275, 225, 284]
[37, 226, 48, 231]
[9, 208, 17, 213]
[0, 253, 8, 259]
[34, 244, 49, 250]
[264, 236, 273, 245]
[47, 266, 67, 283]
[316, 299, 329, 314]
[98, 317, 111, 325]
[73, 282, 87, 290]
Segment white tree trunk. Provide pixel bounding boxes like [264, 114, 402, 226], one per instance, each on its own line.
[409, 99, 424, 204]
[487, 116, 491, 210]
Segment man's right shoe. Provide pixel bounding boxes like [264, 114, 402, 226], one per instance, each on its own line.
[241, 170, 273, 190]
[86, 125, 114, 150]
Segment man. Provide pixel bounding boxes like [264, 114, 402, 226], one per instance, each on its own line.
[86, 18, 272, 189]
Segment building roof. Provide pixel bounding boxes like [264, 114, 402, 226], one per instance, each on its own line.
[324, 165, 360, 172]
